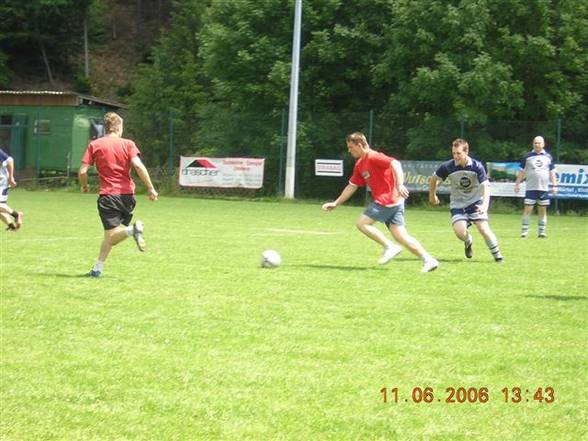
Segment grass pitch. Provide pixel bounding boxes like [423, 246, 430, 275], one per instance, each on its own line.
[1, 191, 587, 440]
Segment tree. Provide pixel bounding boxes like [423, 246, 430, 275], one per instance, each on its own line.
[0, 0, 99, 87]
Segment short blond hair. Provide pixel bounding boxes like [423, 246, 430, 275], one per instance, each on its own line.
[104, 112, 123, 134]
[452, 138, 469, 153]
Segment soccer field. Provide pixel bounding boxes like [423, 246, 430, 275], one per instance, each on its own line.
[1, 191, 587, 440]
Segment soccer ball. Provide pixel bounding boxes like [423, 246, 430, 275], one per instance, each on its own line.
[261, 249, 282, 268]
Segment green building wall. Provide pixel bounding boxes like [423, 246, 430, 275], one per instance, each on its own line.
[0, 104, 112, 173]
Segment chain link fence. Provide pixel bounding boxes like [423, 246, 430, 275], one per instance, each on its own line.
[2, 108, 586, 211]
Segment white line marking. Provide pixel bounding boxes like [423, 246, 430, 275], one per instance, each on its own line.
[265, 228, 337, 235]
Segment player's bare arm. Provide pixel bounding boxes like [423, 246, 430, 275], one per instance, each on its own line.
[513, 170, 525, 193]
[79, 162, 90, 192]
[478, 182, 491, 213]
[322, 184, 357, 211]
[391, 159, 409, 199]
[6, 157, 17, 187]
[550, 171, 558, 193]
[131, 157, 159, 201]
[429, 176, 440, 205]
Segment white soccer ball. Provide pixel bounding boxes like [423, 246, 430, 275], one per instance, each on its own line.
[261, 249, 282, 268]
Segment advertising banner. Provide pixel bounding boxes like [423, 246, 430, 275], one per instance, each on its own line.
[179, 156, 265, 189]
[553, 164, 588, 200]
[402, 160, 450, 193]
[487, 162, 588, 200]
[486, 162, 523, 197]
[315, 159, 344, 177]
[403, 160, 587, 200]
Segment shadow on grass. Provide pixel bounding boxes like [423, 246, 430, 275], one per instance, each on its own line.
[292, 264, 386, 271]
[294, 257, 496, 270]
[33, 272, 112, 279]
[526, 295, 587, 301]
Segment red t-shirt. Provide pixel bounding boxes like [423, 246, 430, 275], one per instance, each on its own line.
[349, 151, 399, 206]
[82, 136, 141, 195]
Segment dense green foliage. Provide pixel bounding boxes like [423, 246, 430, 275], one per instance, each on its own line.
[1, 191, 587, 439]
[2, 1, 587, 194]
[123, 0, 587, 194]
[0, 0, 100, 86]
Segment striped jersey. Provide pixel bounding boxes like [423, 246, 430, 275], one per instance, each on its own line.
[519, 151, 554, 191]
[434, 157, 488, 209]
[0, 149, 10, 188]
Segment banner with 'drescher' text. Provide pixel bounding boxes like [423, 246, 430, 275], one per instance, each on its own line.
[179, 156, 265, 189]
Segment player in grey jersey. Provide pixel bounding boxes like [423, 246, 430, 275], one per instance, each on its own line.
[514, 136, 558, 238]
[0, 148, 24, 231]
[429, 139, 503, 262]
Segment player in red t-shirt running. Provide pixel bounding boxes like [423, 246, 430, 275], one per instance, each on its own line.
[322, 132, 438, 273]
[79, 112, 158, 277]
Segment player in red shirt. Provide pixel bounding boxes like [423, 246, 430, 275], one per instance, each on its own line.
[322, 132, 438, 273]
[79, 112, 158, 277]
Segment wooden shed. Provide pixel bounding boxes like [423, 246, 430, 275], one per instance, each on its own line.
[0, 91, 125, 174]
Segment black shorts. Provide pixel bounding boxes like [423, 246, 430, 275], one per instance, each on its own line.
[97, 194, 136, 230]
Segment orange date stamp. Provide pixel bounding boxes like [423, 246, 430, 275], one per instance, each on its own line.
[380, 386, 555, 404]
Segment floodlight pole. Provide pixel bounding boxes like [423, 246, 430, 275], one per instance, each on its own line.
[284, 0, 302, 199]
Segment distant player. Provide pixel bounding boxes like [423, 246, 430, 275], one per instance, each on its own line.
[514, 136, 558, 238]
[322, 132, 439, 273]
[0, 148, 24, 231]
[429, 138, 503, 262]
[79, 112, 158, 277]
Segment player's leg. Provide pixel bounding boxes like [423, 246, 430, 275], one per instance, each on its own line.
[0, 202, 23, 229]
[0, 212, 17, 230]
[98, 226, 128, 258]
[88, 196, 137, 277]
[520, 204, 534, 238]
[356, 213, 401, 264]
[474, 221, 503, 262]
[537, 194, 550, 237]
[388, 224, 438, 272]
[451, 214, 474, 259]
[521, 191, 539, 238]
[119, 195, 145, 251]
[537, 205, 548, 237]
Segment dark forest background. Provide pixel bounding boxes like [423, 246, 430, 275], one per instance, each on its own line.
[2, 0, 586, 196]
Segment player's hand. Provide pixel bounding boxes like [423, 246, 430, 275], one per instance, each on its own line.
[477, 205, 488, 215]
[551, 185, 558, 194]
[397, 185, 409, 199]
[429, 194, 440, 205]
[81, 184, 89, 193]
[148, 188, 159, 201]
[8, 178, 17, 188]
[513, 183, 520, 193]
[322, 201, 336, 211]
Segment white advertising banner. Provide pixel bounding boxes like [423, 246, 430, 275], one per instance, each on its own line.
[403, 160, 587, 200]
[179, 156, 265, 189]
[553, 164, 588, 200]
[315, 159, 344, 176]
[487, 162, 588, 199]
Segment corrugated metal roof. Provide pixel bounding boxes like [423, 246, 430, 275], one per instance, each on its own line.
[0, 90, 127, 109]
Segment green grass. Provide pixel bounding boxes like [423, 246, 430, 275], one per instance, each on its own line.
[1, 190, 587, 440]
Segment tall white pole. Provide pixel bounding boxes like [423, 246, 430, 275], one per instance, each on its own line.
[285, 0, 302, 199]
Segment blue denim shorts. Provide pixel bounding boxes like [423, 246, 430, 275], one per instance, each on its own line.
[363, 202, 405, 227]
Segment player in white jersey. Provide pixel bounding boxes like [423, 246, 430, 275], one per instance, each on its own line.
[429, 139, 503, 262]
[0, 148, 24, 231]
[514, 136, 558, 238]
